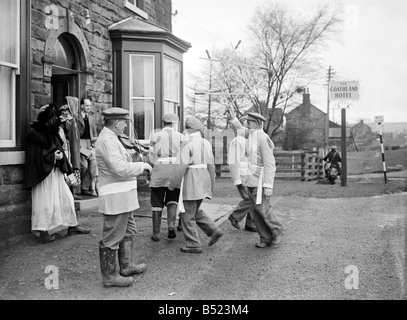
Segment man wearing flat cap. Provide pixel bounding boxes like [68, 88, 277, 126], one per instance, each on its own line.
[225, 106, 283, 248]
[227, 115, 257, 232]
[147, 112, 184, 241]
[95, 107, 153, 288]
[174, 116, 223, 254]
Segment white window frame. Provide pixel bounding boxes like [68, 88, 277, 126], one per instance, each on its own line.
[0, 0, 20, 148]
[129, 54, 155, 143]
[163, 56, 181, 131]
[124, 0, 148, 19]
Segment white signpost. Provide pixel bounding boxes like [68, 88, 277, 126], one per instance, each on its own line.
[329, 81, 359, 101]
[375, 115, 387, 183]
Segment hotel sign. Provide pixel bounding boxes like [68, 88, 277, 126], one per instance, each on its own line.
[329, 81, 359, 101]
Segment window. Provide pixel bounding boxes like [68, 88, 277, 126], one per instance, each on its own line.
[0, 0, 19, 148]
[124, 0, 148, 19]
[164, 56, 181, 131]
[130, 54, 155, 141]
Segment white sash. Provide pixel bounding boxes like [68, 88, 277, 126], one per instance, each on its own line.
[256, 167, 264, 205]
[156, 157, 177, 164]
[98, 180, 137, 196]
[178, 164, 208, 212]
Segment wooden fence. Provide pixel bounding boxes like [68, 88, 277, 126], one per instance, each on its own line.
[212, 137, 324, 181]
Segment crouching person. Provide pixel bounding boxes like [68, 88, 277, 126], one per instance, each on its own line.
[95, 107, 153, 288]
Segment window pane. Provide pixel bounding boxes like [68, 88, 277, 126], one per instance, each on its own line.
[132, 99, 154, 140]
[131, 55, 154, 98]
[0, 66, 13, 141]
[163, 101, 179, 132]
[0, 0, 18, 64]
[53, 36, 77, 70]
[164, 57, 180, 102]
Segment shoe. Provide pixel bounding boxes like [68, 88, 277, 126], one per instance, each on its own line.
[151, 235, 160, 242]
[228, 215, 241, 229]
[38, 231, 56, 244]
[244, 225, 257, 232]
[180, 246, 202, 254]
[168, 229, 176, 239]
[81, 190, 98, 197]
[208, 230, 223, 246]
[255, 241, 271, 248]
[68, 226, 91, 235]
[272, 232, 283, 246]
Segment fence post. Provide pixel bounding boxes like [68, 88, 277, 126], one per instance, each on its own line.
[301, 152, 305, 181]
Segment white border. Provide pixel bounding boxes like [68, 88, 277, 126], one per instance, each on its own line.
[124, 1, 148, 20]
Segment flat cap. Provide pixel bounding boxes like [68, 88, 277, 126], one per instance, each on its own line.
[247, 112, 266, 122]
[102, 107, 131, 120]
[162, 113, 179, 123]
[185, 116, 204, 130]
[331, 145, 338, 150]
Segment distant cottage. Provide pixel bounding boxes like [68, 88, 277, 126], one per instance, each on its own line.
[283, 89, 339, 150]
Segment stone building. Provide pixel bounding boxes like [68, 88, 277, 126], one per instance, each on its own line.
[350, 120, 375, 149]
[0, 0, 190, 247]
[283, 89, 340, 150]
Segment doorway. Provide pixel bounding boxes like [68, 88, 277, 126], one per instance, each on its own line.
[50, 33, 82, 109]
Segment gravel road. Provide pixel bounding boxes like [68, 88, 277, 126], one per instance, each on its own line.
[0, 177, 405, 300]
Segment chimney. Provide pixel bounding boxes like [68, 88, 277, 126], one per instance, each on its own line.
[303, 88, 310, 104]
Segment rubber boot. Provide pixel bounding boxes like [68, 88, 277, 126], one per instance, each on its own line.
[151, 210, 162, 241]
[118, 237, 147, 277]
[99, 242, 134, 288]
[167, 204, 177, 239]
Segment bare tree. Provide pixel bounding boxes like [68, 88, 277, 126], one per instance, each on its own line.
[210, 2, 344, 137]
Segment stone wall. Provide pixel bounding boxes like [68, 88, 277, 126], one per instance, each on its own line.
[0, 0, 172, 247]
[30, 0, 172, 124]
[0, 166, 31, 248]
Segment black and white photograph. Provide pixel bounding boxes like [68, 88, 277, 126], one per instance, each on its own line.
[0, 0, 406, 305]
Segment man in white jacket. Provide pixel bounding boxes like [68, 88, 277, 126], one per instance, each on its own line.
[95, 107, 152, 288]
[176, 117, 223, 254]
[226, 106, 283, 248]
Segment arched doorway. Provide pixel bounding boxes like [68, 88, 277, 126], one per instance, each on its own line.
[51, 33, 82, 111]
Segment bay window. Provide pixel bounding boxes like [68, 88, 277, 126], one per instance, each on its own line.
[0, 0, 19, 148]
[130, 54, 155, 141]
[164, 56, 181, 131]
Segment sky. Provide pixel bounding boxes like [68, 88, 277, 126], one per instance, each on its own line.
[172, 0, 407, 125]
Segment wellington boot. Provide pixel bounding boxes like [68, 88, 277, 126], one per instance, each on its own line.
[167, 204, 177, 239]
[118, 237, 147, 277]
[151, 211, 162, 241]
[99, 242, 134, 288]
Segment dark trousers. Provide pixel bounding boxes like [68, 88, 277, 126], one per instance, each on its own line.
[247, 187, 283, 244]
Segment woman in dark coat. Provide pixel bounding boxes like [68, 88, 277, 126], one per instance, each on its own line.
[24, 104, 89, 243]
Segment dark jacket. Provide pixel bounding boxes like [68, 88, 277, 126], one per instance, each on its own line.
[23, 122, 73, 189]
[323, 150, 341, 167]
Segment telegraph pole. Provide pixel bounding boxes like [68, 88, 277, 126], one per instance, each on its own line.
[325, 66, 334, 151]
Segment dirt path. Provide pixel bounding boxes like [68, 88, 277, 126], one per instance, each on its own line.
[0, 179, 405, 300]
